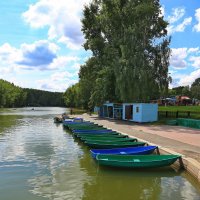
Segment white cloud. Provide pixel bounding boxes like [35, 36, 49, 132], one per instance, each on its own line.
[167, 17, 192, 34]
[23, 0, 91, 49]
[178, 69, 200, 86]
[167, 7, 192, 34]
[174, 17, 192, 32]
[0, 41, 80, 72]
[37, 72, 78, 92]
[170, 48, 188, 69]
[187, 47, 199, 54]
[170, 47, 200, 69]
[193, 8, 200, 32]
[169, 48, 200, 87]
[0, 43, 21, 65]
[58, 37, 84, 50]
[48, 56, 80, 70]
[71, 63, 81, 70]
[189, 56, 200, 68]
[0, 41, 82, 91]
[168, 8, 185, 24]
[17, 40, 59, 69]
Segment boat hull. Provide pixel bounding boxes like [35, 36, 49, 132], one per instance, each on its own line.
[84, 141, 146, 149]
[83, 138, 137, 143]
[90, 146, 158, 158]
[96, 154, 181, 168]
[74, 131, 119, 136]
[77, 134, 127, 138]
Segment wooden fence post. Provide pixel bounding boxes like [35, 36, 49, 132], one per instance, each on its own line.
[176, 111, 179, 118]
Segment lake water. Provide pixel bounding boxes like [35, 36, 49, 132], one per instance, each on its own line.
[0, 107, 200, 200]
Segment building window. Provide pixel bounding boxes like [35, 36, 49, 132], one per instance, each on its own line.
[136, 107, 139, 113]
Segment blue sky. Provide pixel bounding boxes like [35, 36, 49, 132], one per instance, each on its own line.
[0, 0, 200, 92]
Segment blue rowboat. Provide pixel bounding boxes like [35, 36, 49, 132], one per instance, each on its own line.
[90, 146, 158, 158]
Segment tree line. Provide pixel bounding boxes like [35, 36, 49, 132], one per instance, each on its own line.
[0, 79, 65, 108]
[169, 78, 200, 100]
[64, 0, 171, 109]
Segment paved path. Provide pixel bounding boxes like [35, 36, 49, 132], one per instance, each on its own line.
[79, 114, 200, 162]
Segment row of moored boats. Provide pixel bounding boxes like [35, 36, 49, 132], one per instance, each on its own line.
[62, 118, 181, 169]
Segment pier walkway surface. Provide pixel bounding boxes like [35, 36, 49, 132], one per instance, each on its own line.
[77, 114, 200, 163]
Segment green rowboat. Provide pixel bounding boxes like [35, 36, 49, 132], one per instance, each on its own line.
[74, 132, 119, 136]
[77, 133, 126, 138]
[96, 154, 181, 168]
[70, 127, 106, 131]
[84, 141, 146, 148]
[82, 138, 137, 143]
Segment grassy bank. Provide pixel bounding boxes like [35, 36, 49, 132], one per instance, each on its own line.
[70, 108, 87, 115]
[158, 105, 200, 122]
[159, 105, 200, 112]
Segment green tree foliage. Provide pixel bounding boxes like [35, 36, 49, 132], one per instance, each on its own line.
[63, 83, 81, 108]
[182, 86, 190, 96]
[170, 86, 190, 96]
[0, 79, 27, 107]
[191, 78, 200, 99]
[24, 88, 65, 107]
[191, 78, 200, 87]
[98, 0, 171, 102]
[0, 79, 65, 108]
[64, 0, 171, 108]
[78, 57, 99, 109]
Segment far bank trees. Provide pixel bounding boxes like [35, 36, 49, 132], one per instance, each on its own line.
[0, 79, 65, 108]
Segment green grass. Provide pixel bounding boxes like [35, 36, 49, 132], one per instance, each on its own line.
[159, 105, 200, 112]
[158, 105, 200, 121]
[70, 108, 87, 115]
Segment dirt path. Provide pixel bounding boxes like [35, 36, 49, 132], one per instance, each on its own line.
[77, 114, 200, 162]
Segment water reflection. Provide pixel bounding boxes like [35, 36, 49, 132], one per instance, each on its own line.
[0, 107, 68, 116]
[28, 162, 90, 199]
[79, 155, 171, 200]
[0, 108, 199, 200]
[0, 114, 22, 133]
[24, 117, 90, 200]
[76, 132, 200, 200]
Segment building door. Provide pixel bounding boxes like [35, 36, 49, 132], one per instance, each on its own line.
[108, 106, 113, 118]
[125, 105, 133, 120]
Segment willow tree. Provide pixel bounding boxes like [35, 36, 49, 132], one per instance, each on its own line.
[81, 0, 171, 103]
[81, 1, 118, 106]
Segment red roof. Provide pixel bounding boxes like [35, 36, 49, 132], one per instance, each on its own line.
[180, 96, 190, 100]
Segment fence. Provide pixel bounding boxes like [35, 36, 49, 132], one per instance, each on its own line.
[158, 111, 200, 119]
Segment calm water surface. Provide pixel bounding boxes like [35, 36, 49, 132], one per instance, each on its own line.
[0, 107, 200, 200]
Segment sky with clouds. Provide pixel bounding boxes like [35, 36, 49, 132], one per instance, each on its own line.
[0, 0, 200, 92]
